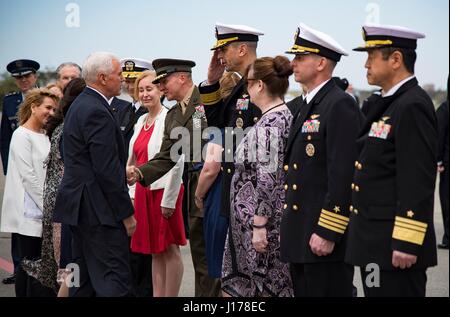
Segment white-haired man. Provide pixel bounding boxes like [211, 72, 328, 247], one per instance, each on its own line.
[54, 52, 136, 297]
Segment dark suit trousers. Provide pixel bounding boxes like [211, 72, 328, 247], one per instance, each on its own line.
[440, 167, 449, 245]
[289, 262, 354, 297]
[361, 269, 427, 297]
[69, 223, 132, 297]
[129, 248, 153, 297]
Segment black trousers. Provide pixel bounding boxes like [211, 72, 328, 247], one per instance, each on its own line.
[440, 167, 449, 245]
[289, 262, 354, 297]
[11, 233, 20, 273]
[15, 234, 55, 297]
[361, 269, 427, 297]
[129, 250, 153, 297]
[69, 223, 132, 297]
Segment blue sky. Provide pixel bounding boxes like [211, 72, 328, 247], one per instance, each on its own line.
[0, 0, 448, 90]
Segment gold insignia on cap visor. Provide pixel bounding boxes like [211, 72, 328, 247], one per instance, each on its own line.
[213, 37, 239, 49]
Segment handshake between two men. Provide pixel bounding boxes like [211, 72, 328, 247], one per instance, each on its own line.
[125, 165, 176, 220]
[126, 165, 142, 186]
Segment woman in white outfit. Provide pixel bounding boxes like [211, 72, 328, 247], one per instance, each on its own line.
[0, 88, 58, 297]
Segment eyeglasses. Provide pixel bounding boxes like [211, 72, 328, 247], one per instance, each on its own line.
[246, 78, 259, 86]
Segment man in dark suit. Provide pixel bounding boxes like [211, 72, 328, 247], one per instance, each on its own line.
[279, 23, 362, 297]
[198, 23, 263, 221]
[54, 52, 136, 297]
[128, 58, 220, 296]
[1, 59, 39, 285]
[346, 25, 438, 297]
[436, 80, 449, 250]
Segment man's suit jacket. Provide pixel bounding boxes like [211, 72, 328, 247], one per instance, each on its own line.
[437, 101, 449, 168]
[345, 78, 438, 270]
[280, 80, 363, 264]
[118, 102, 148, 157]
[54, 87, 134, 227]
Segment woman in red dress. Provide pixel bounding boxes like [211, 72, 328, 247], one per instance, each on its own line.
[126, 71, 186, 297]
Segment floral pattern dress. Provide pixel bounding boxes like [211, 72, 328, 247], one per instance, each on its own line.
[221, 108, 293, 297]
[23, 123, 65, 292]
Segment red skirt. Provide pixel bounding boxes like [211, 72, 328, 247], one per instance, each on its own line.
[131, 184, 186, 254]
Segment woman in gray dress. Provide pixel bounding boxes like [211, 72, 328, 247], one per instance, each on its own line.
[221, 56, 294, 297]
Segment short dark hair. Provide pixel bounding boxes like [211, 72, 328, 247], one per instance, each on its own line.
[380, 47, 416, 74]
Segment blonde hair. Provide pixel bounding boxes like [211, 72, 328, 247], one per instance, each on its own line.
[134, 70, 157, 101]
[18, 88, 60, 125]
[220, 72, 240, 100]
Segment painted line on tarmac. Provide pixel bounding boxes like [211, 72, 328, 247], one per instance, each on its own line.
[0, 257, 13, 274]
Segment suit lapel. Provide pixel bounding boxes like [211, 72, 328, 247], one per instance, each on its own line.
[84, 88, 126, 163]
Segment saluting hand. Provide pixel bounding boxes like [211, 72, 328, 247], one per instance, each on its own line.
[309, 233, 335, 256]
[207, 50, 225, 85]
[392, 250, 417, 269]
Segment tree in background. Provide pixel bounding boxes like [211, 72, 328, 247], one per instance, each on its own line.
[0, 68, 57, 111]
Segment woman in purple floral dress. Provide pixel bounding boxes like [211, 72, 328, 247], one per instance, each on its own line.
[221, 56, 294, 297]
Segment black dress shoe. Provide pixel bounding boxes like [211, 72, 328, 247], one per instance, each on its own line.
[2, 274, 16, 285]
[438, 243, 449, 249]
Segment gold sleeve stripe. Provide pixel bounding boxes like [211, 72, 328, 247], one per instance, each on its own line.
[394, 221, 427, 233]
[319, 217, 347, 231]
[321, 209, 350, 222]
[393, 226, 426, 245]
[200, 90, 221, 105]
[395, 216, 428, 229]
[320, 213, 349, 226]
[318, 221, 345, 234]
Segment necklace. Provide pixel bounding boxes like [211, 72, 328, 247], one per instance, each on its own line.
[143, 108, 163, 131]
[261, 102, 286, 117]
[143, 115, 154, 131]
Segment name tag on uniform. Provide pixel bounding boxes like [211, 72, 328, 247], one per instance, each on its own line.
[368, 121, 391, 139]
[301, 120, 320, 133]
[236, 98, 249, 111]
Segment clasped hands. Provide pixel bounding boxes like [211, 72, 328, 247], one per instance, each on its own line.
[126, 165, 141, 186]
